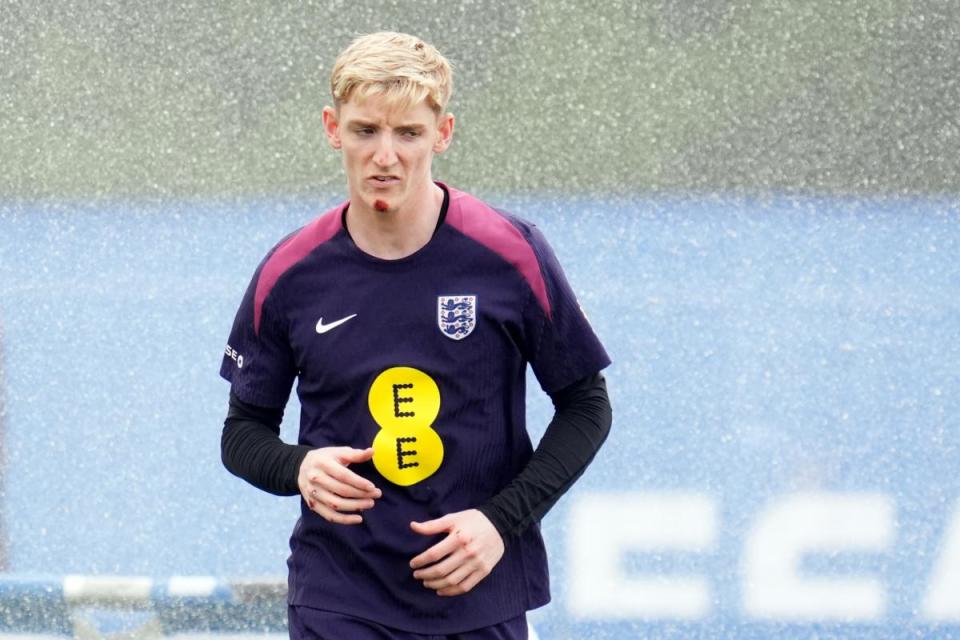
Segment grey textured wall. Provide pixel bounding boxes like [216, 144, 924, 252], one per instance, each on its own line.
[1, 0, 958, 199]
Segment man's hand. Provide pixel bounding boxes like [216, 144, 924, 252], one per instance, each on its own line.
[298, 447, 380, 524]
[409, 509, 505, 596]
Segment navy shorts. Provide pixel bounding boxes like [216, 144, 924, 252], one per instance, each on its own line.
[288, 606, 529, 640]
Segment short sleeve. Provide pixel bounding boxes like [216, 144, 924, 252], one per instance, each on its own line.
[520, 224, 611, 394]
[219, 259, 297, 409]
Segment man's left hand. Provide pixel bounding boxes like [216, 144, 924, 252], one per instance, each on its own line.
[409, 509, 505, 596]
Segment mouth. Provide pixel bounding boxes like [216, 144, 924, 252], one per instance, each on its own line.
[368, 175, 400, 186]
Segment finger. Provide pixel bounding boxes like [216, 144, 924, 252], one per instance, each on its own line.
[410, 515, 453, 536]
[413, 549, 464, 581]
[310, 473, 379, 500]
[423, 558, 471, 590]
[410, 534, 459, 569]
[335, 446, 375, 465]
[324, 462, 381, 495]
[311, 488, 375, 513]
[309, 500, 364, 525]
[438, 569, 484, 596]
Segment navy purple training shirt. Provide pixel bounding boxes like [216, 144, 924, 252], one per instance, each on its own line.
[220, 183, 610, 633]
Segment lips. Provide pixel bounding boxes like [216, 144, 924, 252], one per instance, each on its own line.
[368, 175, 399, 186]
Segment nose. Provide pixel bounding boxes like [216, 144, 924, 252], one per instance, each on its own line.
[373, 133, 397, 167]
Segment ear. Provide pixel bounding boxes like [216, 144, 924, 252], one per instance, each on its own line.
[322, 106, 342, 150]
[433, 113, 455, 153]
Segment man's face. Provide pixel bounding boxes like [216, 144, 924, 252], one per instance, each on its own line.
[323, 94, 453, 215]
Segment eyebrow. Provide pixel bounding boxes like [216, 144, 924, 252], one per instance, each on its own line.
[346, 119, 426, 131]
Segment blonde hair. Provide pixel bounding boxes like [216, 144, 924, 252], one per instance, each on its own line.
[330, 32, 453, 114]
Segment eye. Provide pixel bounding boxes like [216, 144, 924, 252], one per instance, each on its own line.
[401, 129, 421, 138]
[355, 127, 374, 136]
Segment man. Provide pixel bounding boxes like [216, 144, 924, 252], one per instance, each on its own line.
[220, 32, 612, 639]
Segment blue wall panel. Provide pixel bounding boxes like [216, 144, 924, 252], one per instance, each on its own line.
[1, 196, 958, 637]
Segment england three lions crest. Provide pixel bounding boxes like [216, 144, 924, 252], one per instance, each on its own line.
[438, 295, 477, 340]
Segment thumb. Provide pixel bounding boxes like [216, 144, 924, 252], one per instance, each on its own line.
[337, 447, 375, 464]
[410, 515, 454, 535]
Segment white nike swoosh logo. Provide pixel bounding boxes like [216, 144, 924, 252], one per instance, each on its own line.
[316, 314, 358, 334]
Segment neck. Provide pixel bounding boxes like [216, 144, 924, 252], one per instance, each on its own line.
[347, 182, 444, 260]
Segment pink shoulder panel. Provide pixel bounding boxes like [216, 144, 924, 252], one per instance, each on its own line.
[444, 187, 551, 319]
[254, 203, 345, 334]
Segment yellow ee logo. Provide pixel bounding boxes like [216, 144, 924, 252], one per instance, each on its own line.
[368, 366, 444, 486]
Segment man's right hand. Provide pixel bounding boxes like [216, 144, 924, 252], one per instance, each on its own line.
[297, 447, 381, 524]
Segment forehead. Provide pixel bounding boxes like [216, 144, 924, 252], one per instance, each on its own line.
[338, 94, 438, 127]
